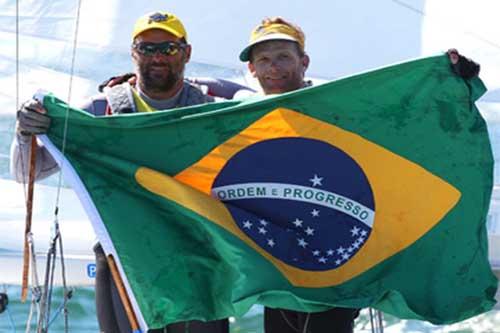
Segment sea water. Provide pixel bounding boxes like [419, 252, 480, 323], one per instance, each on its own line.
[1, 64, 499, 332]
[1, 284, 499, 332]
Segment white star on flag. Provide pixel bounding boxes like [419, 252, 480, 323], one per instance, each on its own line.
[350, 226, 360, 237]
[309, 174, 323, 187]
[337, 246, 345, 254]
[258, 227, 267, 235]
[312, 250, 320, 256]
[297, 238, 308, 248]
[260, 219, 268, 226]
[311, 209, 320, 217]
[292, 218, 303, 227]
[267, 239, 275, 247]
[327, 249, 334, 256]
[305, 227, 315, 236]
[318, 257, 327, 263]
[342, 253, 350, 260]
[243, 221, 252, 229]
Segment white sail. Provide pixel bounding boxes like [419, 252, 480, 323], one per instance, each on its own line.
[0, 0, 498, 295]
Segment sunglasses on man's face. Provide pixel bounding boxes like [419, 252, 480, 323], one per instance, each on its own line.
[132, 41, 187, 56]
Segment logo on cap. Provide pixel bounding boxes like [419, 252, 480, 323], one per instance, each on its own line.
[255, 25, 266, 34]
[148, 12, 169, 24]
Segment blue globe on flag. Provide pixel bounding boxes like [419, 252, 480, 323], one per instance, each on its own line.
[212, 137, 375, 271]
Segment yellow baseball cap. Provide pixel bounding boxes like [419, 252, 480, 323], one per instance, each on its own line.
[132, 12, 187, 41]
[239, 19, 305, 61]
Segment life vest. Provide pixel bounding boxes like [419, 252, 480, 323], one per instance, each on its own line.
[104, 81, 211, 114]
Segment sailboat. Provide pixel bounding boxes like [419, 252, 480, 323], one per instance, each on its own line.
[1, 0, 499, 331]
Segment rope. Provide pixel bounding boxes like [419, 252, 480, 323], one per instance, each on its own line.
[25, 233, 42, 333]
[25, 296, 36, 333]
[301, 313, 310, 333]
[377, 310, 384, 333]
[37, 236, 55, 333]
[369, 308, 384, 333]
[46, 232, 59, 328]
[47, 288, 72, 329]
[279, 310, 300, 333]
[277, 310, 312, 333]
[57, 226, 70, 333]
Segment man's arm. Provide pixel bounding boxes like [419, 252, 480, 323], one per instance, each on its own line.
[10, 135, 60, 182]
[98, 73, 256, 99]
[187, 77, 256, 99]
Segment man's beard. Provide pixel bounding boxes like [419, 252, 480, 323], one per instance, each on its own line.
[139, 62, 183, 93]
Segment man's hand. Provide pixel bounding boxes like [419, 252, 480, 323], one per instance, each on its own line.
[447, 49, 480, 79]
[16, 99, 50, 138]
[98, 73, 137, 92]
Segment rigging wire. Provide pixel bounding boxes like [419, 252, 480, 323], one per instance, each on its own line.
[26, 233, 42, 333]
[16, 0, 27, 206]
[57, 225, 71, 333]
[301, 313, 310, 333]
[14, 0, 84, 331]
[389, 0, 500, 52]
[15, 0, 19, 111]
[390, 0, 425, 15]
[14, 0, 40, 329]
[36, 0, 84, 331]
[14, 0, 29, 217]
[369, 308, 384, 333]
[54, 0, 83, 199]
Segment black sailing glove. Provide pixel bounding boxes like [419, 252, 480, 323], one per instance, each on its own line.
[16, 99, 51, 138]
[447, 49, 480, 80]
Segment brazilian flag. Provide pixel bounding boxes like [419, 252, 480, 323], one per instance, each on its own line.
[41, 55, 497, 330]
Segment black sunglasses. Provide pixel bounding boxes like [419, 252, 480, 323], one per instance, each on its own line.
[132, 41, 187, 56]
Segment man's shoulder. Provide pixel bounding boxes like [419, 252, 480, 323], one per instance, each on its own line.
[79, 93, 109, 116]
[183, 81, 215, 106]
[233, 89, 256, 99]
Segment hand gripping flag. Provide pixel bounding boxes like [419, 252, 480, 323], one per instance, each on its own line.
[40, 55, 497, 330]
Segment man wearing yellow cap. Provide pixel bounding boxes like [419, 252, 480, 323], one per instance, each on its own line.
[236, 17, 480, 333]
[238, 17, 310, 96]
[238, 17, 361, 333]
[10, 10, 228, 333]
